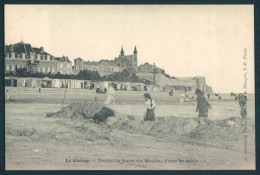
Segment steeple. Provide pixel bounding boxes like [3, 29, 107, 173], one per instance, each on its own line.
[120, 46, 124, 56]
[133, 46, 137, 55]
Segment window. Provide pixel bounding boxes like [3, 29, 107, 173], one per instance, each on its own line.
[6, 65, 9, 71]
[12, 65, 15, 71]
[43, 67, 45, 72]
[52, 67, 55, 73]
[48, 67, 50, 72]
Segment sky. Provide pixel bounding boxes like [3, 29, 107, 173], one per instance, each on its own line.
[5, 5, 254, 93]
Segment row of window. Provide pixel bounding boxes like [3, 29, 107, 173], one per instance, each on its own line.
[59, 64, 71, 68]
[40, 67, 55, 73]
[6, 53, 26, 59]
[117, 63, 137, 67]
[5, 64, 73, 75]
[6, 53, 55, 61]
[5, 65, 17, 71]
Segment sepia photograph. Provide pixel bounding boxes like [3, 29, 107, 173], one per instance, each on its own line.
[4, 4, 255, 170]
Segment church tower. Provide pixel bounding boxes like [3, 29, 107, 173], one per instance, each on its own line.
[120, 46, 124, 56]
[134, 46, 137, 56]
[133, 46, 138, 66]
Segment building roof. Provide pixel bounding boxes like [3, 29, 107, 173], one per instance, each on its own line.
[55, 56, 72, 63]
[5, 43, 32, 54]
[115, 55, 133, 63]
[134, 46, 137, 54]
[84, 61, 99, 66]
[5, 41, 54, 57]
[99, 59, 117, 66]
[32, 47, 53, 56]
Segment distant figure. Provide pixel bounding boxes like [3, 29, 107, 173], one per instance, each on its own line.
[144, 93, 156, 121]
[185, 94, 190, 102]
[215, 93, 221, 100]
[238, 93, 247, 118]
[169, 89, 173, 96]
[105, 84, 115, 105]
[39, 87, 41, 93]
[196, 89, 211, 125]
[5, 90, 10, 102]
[179, 92, 185, 103]
[218, 93, 222, 100]
[231, 92, 238, 100]
[207, 93, 210, 99]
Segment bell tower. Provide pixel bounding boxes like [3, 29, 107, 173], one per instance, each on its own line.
[133, 46, 138, 66]
[120, 46, 124, 56]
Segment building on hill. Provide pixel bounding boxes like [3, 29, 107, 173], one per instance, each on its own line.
[74, 58, 99, 74]
[114, 46, 138, 70]
[136, 62, 213, 93]
[73, 46, 138, 76]
[5, 41, 59, 74]
[138, 62, 164, 73]
[74, 58, 121, 77]
[55, 56, 73, 75]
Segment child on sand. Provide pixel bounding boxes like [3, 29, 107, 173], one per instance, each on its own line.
[144, 93, 156, 121]
[196, 89, 211, 125]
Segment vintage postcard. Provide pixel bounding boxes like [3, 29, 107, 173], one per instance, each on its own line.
[4, 5, 255, 170]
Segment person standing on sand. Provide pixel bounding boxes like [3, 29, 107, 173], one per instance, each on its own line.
[196, 89, 211, 125]
[105, 84, 115, 105]
[218, 93, 222, 100]
[179, 92, 185, 103]
[184, 94, 190, 102]
[144, 93, 156, 121]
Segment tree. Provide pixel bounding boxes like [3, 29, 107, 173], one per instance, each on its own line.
[15, 67, 28, 77]
[76, 70, 101, 80]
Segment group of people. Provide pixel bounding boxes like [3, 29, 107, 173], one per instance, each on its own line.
[179, 92, 190, 103]
[143, 89, 212, 123]
[142, 89, 246, 124]
[103, 84, 213, 123]
[105, 85, 247, 124]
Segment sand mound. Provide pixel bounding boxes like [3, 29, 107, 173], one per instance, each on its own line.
[45, 101, 254, 144]
[46, 101, 106, 120]
[188, 118, 255, 141]
[101, 116, 254, 142]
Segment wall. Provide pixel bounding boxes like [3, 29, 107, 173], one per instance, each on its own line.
[136, 72, 154, 82]
[5, 58, 27, 72]
[38, 61, 58, 74]
[57, 62, 73, 74]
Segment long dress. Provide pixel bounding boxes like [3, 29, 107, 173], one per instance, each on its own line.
[179, 93, 185, 103]
[105, 87, 115, 105]
[197, 95, 210, 117]
[144, 100, 156, 121]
